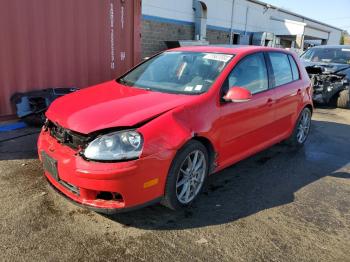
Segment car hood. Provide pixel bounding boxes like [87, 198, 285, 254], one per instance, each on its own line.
[46, 81, 196, 134]
[302, 60, 350, 74]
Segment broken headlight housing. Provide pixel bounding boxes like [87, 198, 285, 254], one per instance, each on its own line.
[83, 130, 143, 161]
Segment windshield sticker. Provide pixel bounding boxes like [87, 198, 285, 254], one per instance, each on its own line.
[342, 48, 350, 52]
[203, 54, 233, 62]
[194, 85, 203, 91]
[184, 86, 193, 92]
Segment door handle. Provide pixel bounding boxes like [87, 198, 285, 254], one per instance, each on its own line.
[267, 98, 273, 106]
[297, 89, 302, 95]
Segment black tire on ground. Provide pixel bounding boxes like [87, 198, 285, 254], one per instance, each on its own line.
[285, 107, 312, 149]
[161, 140, 209, 210]
[336, 89, 350, 109]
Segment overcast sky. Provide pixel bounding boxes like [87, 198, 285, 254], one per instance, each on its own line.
[264, 0, 350, 31]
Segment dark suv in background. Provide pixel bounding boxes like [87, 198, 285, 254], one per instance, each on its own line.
[301, 45, 350, 108]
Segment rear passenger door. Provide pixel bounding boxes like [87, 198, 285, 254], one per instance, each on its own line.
[267, 52, 302, 137]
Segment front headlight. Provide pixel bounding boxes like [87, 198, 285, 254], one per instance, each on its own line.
[83, 130, 143, 161]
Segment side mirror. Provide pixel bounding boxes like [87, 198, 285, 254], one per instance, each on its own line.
[223, 86, 252, 103]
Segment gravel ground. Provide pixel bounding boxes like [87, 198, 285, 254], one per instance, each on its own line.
[0, 108, 349, 262]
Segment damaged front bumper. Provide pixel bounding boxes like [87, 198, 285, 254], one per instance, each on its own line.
[312, 82, 348, 104]
[37, 128, 175, 213]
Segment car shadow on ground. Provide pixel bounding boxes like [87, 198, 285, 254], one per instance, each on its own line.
[106, 119, 350, 230]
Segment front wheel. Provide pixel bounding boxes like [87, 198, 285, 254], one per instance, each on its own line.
[286, 107, 312, 149]
[161, 140, 209, 210]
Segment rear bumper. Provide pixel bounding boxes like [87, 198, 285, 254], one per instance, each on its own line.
[38, 129, 175, 212]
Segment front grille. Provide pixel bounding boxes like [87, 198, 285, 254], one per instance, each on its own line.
[47, 121, 89, 150]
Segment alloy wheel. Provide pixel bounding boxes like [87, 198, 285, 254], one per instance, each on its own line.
[175, 150, 206, 204]
[296, 110, 311, 144]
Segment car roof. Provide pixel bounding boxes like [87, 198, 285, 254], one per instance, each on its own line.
[167, 45, 289, 55]
[311, 45, 350, 49]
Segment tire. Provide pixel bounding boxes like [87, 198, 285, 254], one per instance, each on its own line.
[336, 89, 350, 109]
[161, 140, 209, 210]
[285, 107, 312, 149]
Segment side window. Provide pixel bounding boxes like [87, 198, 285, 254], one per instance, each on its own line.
[288, 55, 300, 81]
[268, 52, 293, 87]
[226, 53, 268, 94]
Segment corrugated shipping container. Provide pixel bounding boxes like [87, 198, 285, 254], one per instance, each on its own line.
[0, 0, 141, 119]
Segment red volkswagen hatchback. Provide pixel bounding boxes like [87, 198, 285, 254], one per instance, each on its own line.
[38, 46, 313, 213]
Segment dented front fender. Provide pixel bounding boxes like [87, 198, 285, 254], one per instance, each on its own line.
[138, 106, 194, 158]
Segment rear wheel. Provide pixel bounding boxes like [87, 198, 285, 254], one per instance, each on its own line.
[286, 107, 312, 149]
[161, 140, 209, 210]
[336, 89, 350, 109]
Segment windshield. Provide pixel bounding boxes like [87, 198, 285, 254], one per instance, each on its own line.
[117, 51, 234, 94]
[301, 47, 350, 64]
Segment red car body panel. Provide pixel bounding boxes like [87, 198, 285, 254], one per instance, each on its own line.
[38, 46, 313, 212]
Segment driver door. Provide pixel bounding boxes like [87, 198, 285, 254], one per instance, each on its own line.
[217, 52, 277, 167]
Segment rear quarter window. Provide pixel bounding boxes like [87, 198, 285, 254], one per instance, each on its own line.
[288, 55, 300, 81]
[268, 52, 293, 87]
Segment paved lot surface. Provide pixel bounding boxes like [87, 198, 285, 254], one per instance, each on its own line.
[0, 108, 349, 262]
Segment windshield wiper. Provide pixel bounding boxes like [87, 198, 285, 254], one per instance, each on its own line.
[135, 86, 151, 91]
[117, 78, 131, 86]
[117, 78, 151, 91]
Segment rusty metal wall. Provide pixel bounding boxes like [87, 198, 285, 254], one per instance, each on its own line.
[0, 0, 141, 118]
